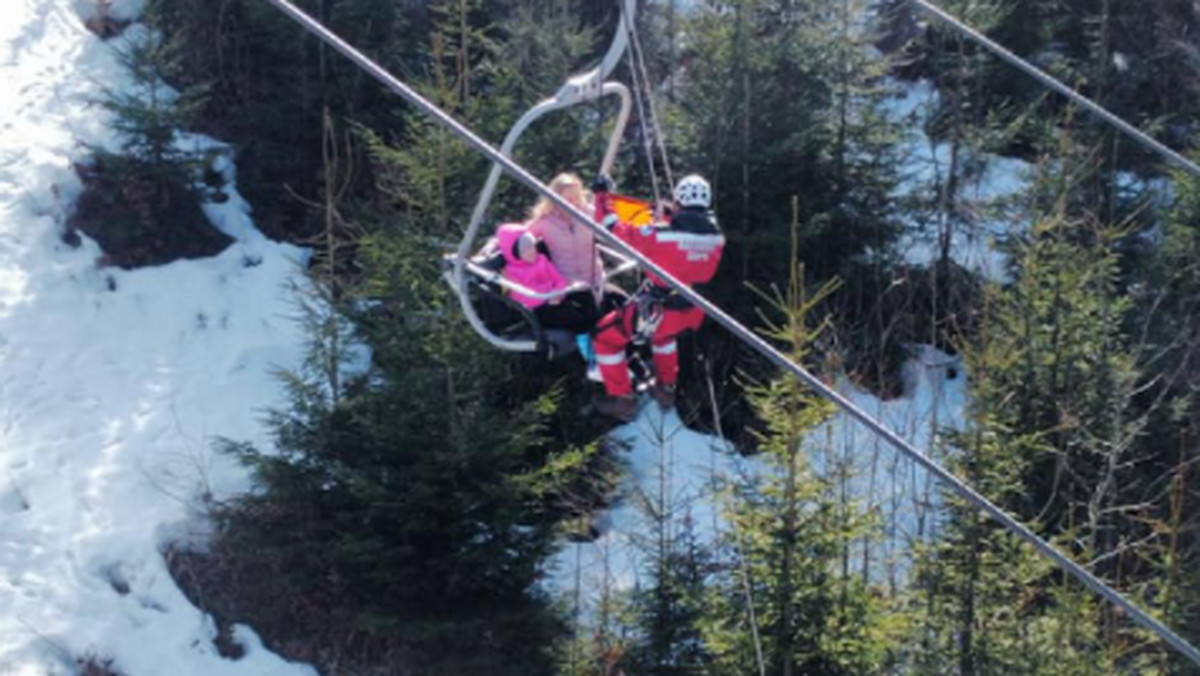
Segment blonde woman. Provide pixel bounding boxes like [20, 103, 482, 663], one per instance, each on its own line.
[525, 173, 605, 294]
[524, 172, 605, 369]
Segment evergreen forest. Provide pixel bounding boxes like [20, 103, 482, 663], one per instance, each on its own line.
[86, 0, 1200, 673]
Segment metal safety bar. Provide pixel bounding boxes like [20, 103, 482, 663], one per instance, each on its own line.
[449, 242, 638, 303]
[451, 258, 591, 301]
[449, 252, 637, 302]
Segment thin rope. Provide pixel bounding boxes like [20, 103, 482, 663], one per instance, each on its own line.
[625, 5, 675, 190]
[259, 0, 1200, 666]
[704, 369, 767, 676]
[910, 0, 1200, 180]
[623, 9, 664, 207]
[735, 519, 768, 676]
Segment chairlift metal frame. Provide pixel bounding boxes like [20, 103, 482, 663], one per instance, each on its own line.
[445, 0, 641, 353]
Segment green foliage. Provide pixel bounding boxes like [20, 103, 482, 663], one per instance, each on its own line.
[1148, 163, 1200, 673]
[101, 20, 209, 170]
[217, 215, 610, 673]
[141, 0, 1200, 670]
[626, 514, 715, 674]
[912, 185, 1178, 671]
[147, 0, 611, 242]
[910, 427, 1111, 674]
[612, 422, 720, 676]
[555, 586, 638, 676]
[203, 5, 624, 671]
[991, 213, 1140, 531]
[669, 0, 903, 294]
[146, 0, 426, 240]
[697, 266, 902, 675]
[70, 11, 229, 268]
[909, 0, 1200, 173]
[1159, 159, 1200, 347]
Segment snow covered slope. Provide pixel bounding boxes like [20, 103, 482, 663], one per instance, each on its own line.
[1, 2, 314, 673]
[555, 345, 966, 612]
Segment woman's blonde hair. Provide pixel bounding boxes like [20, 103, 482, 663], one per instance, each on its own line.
[529, 172, 590, 221]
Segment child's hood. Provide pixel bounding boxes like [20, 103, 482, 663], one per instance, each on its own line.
[495, 223, 527, 265]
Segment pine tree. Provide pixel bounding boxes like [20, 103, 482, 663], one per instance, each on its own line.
[907, 0, 1200, 177]
[70, 6, 228, 268]
[630, 510, 714, 673]
[698, 256, 900, 675]
[911, 0, 1013, 330]
[1143, 161, 1200, 673]
[201, 4, 629, 671]
[912, 154, 1183, 671]
[911, 301, 1110, 674]
[623, 423, 718, 675]
[214, 138, 610, 674]
[670, 0, 903, 304]
[146, 0, 430, 241]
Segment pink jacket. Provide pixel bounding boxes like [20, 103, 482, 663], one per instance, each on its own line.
[525, 211, 605, 292]
[496, 224, 568, 309]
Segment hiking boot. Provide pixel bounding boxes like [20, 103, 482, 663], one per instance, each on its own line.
[650, 382, 676, 410]
[593, 394, 640, 422]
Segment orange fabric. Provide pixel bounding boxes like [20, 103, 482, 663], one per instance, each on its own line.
[608, 194, 655, 227]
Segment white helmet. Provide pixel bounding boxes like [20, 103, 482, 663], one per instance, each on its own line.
[673, 174, 711, 208]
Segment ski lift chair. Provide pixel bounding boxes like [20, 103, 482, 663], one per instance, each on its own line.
[441, 243, 638, 359]
[444, 0, 643, 358]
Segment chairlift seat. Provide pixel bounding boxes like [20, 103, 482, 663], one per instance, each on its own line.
[443, 251, 580, 359]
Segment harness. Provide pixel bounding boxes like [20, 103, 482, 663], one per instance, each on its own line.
[595, 281, 666, 345]
[631, 284, 666, 344]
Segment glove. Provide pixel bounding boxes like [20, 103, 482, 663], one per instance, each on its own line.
[591, 173, 614, 194]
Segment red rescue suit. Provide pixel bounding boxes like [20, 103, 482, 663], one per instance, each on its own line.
[592, 194, 725, 397]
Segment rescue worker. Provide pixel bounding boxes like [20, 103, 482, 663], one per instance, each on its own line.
[590, 174, 725, 421]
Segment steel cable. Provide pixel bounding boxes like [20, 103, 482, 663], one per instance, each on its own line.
[911, 0, 1200, 179]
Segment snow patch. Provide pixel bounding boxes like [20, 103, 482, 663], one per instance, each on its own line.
[73, 0, 144, 24]
[887, 78, 1033, 281]
[553, 345, 968, 610]
[0, 2, 313, 674]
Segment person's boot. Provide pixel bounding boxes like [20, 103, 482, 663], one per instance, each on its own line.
[586, 363, 604, 383]
[593, 394, 640, 422]
[649, 381, 676, 410]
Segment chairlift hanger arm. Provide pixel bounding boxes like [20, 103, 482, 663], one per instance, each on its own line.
[261, 0, 1200, 665]
[453, 0, 638, 353]
[557, 0, 638, 103]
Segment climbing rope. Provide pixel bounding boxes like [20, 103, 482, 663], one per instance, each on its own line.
[911, 0, 1200, 180]
[625, 6, 675, 192]
[260, 0, 1200, 666]
[624, 10, 665, 207]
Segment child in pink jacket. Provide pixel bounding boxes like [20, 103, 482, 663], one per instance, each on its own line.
[495, 224, 592, 336]
[496, 223, 566, 308]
